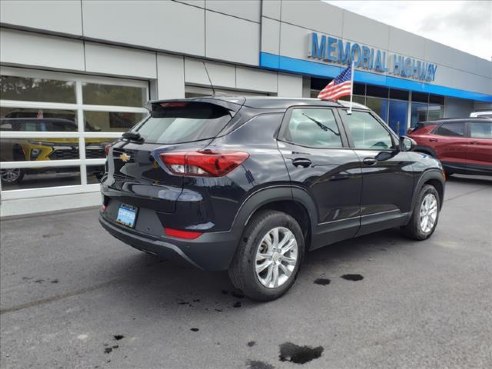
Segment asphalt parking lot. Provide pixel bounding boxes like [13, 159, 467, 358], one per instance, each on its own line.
[1, 175, 491, 369]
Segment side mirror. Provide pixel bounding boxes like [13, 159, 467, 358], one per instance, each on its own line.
[400, 136, 416, 152]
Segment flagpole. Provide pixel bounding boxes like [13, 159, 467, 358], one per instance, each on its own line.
[348, 60, 355, 115]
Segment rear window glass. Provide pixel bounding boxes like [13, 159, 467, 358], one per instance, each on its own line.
[135, 102, 232, 144]
[469, 121, 492, 139]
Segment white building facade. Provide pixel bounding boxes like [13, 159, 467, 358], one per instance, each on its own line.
[1, 0, 491, 216]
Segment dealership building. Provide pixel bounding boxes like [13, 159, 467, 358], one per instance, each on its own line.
[0, 0, 491, 217]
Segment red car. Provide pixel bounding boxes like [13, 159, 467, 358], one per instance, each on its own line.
[408, 118, 492, 176]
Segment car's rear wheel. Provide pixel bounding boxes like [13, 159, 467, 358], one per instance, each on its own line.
[402, 184, 440, 240]
[0, 168, 24, 184]
[228, 210, 304, 301]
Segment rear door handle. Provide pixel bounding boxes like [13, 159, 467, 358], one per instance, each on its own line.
[429, 138, 438, 142]
[469, 141, 479, 145]
[363, 157, 377, 166]
[292, 158, 312, 168]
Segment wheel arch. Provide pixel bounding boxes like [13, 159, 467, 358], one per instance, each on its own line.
[413, 146, 437, 158]
[413, 169, 445, 211]
[231, 186, 318, 249]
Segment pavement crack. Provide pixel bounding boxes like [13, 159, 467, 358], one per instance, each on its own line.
[0, 278, 121, 315]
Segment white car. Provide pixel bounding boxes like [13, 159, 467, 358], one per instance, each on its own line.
[470, 111, 492, 118]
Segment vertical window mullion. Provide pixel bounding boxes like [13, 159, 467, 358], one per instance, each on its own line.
[76, 81, 87, 185]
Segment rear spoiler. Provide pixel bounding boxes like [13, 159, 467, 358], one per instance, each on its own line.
[146, 97, 246, 114]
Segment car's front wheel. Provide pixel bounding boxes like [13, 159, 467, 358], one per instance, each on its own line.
[402, 184, 440, 240]
[228, 210, 304, 301]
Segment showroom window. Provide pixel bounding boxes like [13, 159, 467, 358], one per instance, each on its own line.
[0, 68, 148, 195]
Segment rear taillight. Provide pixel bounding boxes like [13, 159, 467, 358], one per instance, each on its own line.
[104, 144, 112, 156]
[160, 151, 249, 177]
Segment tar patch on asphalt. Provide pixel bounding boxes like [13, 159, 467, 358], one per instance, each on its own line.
[247, 341, 256, 347]
[231, 291, 245, 299]
[113, 335, 124, 340]
[279, 342, 324, 364]
[246, 360, 275, 369]
[313, 278, 331, 286]
[190, 328, 199, 332]
[341, 274, 364, 281]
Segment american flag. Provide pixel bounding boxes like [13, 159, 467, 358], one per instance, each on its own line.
[318, 64, 353, 101]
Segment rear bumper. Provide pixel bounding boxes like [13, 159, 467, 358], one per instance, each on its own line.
[99, 213, 239, 271]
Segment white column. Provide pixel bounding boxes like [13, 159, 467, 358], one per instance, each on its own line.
[157, 54, 185, 99]
[407, 90, 413, 130]
[277, 74, 303, 97]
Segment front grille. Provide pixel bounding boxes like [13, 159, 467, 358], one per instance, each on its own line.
[86, 148, 105, 159]
[50, 148, 79, 160]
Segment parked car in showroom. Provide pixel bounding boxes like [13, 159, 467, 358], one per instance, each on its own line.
[0, 118, 110, 184]
[408, 118, 492, 177]
[470, 110, 492, 118]
[99, 96, 445, 301]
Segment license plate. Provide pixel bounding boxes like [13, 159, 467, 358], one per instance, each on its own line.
[116, 204, 137, 228]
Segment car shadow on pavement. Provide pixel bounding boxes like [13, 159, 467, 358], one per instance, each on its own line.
[99, 227, 412, 314]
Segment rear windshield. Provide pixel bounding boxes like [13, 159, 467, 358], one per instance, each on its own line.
[135, 102, 232, 144]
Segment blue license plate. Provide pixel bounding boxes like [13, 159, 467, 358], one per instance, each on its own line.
[116, 204, 137, 228]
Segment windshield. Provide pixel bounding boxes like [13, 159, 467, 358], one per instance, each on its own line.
[135, 102, 232, 144]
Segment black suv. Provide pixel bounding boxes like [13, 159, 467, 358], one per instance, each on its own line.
[99, 96, 445, 301]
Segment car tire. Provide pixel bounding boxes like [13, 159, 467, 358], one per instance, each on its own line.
[228, 210, 305, 301]
[402, 184, 440, 240]
[0, 168, 24, 184]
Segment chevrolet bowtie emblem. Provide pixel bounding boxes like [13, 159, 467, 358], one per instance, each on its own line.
[119, 153, 131, 162]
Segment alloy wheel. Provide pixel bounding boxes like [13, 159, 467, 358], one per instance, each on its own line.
[255, 227, 298, 288]
[0, 169, 21, 183]
[419, 193, 438, 233]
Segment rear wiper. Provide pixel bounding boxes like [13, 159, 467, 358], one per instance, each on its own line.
[122, 131, 144, 142]
[302, 113, 340, 136]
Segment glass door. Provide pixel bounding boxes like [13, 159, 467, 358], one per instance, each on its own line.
[388, 100, 408, 136]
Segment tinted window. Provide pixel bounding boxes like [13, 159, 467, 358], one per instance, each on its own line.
[82, 83, 146, 107]
[136, 102, 232, 144]
[342, 110, 394, 150]
[469, 122, 492, 139]
[435, 122, 465, 137]
[0, 75, 76, 103]
[46, 120, 78, 131]
[284, 108, 342, 148]
[18, 120, 48, 131]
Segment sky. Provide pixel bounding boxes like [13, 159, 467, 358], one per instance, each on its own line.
[325, 1, 492, 61]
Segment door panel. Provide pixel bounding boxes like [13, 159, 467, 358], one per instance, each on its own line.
[279, 142, 362, 246]
[467, 121, 492, 167]
[355, 149, 415, 220]
[339, 109, 415, 236]
[433, 122, 468, 164]
[278, 107, 362, 248]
